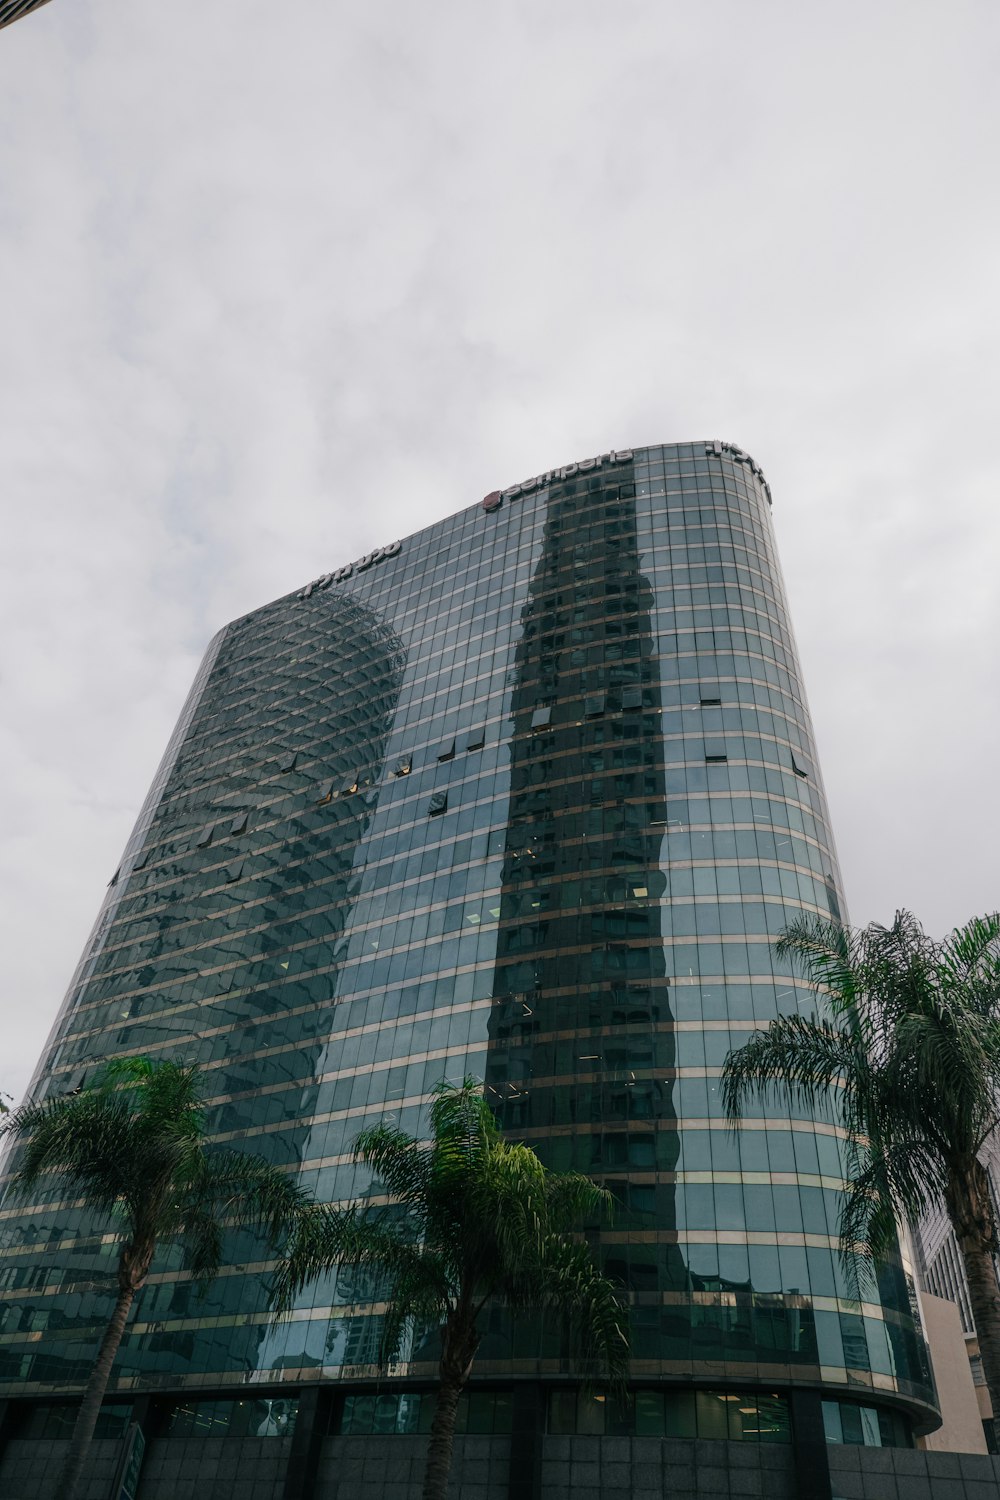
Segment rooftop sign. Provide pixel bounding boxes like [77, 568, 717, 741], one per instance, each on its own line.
[496, 448, 633, 504]
[297, 539, 401, 600]
[298, 448, 639, 600]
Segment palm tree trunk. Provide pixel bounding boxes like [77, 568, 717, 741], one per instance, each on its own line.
[946, 1159, 1000, 1427]
[421, 1313, 480, 1500]
[421, 1372, 464, 1500]
[53, 1279, 136, 1500]
[961, 1233, 1000, 1428]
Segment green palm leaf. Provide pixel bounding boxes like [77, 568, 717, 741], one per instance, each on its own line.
[2, 1057, 310, 1500]
[273, 1076, 628, 1500]
[725, 908, 1000, 1424]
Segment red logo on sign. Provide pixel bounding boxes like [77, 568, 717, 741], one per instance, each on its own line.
[482, 491, 502, 512]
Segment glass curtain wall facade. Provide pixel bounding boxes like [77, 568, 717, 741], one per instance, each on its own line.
[0, 442, 937, 1439]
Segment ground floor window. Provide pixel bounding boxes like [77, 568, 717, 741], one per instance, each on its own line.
[334, 1390, 512, 1436]
[548, 1388, 791, 1442]
[821, 1400, 912, 1447]
[17, 1403, 131, 1440]
[165, 1398, 298, 1438]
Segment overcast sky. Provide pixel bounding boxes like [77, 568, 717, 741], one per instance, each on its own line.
[1, 1, 998, 1101]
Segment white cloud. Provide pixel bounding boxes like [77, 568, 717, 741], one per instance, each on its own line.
[1, 0, 999, 1098]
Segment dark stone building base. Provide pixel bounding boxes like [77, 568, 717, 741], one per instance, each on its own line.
[828, 1445, 1000, 1500]
[4, 1431, 1000, 1500]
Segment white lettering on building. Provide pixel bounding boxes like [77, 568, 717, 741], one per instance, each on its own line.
[297, 539, 401, 600]
[498, 448, 633, 502]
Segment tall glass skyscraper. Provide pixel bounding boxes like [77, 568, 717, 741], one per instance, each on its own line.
[0, 443, 938, 1479]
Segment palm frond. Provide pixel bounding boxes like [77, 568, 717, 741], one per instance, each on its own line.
[774, 917, 859, 1009]
[4, 1091, 140, 1214]
[271, 1079, 630, 1389]
[96, 1056, 159, 1086]
[468, 1139, 547, 1269]
[100, 1056, 203, 1132]
[503, 1236, 630, 1389]
[892, 1006, 987, 1139]
[854, 911, 936, 1037]
[543, 1170, 614, 1235]
[937, 914, 1000, 1006]
[378, 1250, 452, 1365]
[6, 1060, 311, 1300]
[728, 909, 1000, 1316]
[176, 1202, 225, 1288]
[188, 1151, 312, 1245]
[473, 1147, 615, 1281]
[352, 1125, 432, 1212]
[941, 912, 1000, 984]
[429, 1078, 498, 1176]
[272, 1202, 421, 1315]
[837, 1139, 941, 1298]
[721, 1014, 860, 1124]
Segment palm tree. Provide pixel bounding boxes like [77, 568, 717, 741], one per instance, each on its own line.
[721, 909, 1000, 1421]
[273, 1079, 629, 1500]
[2, 1057, 311, 1500]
